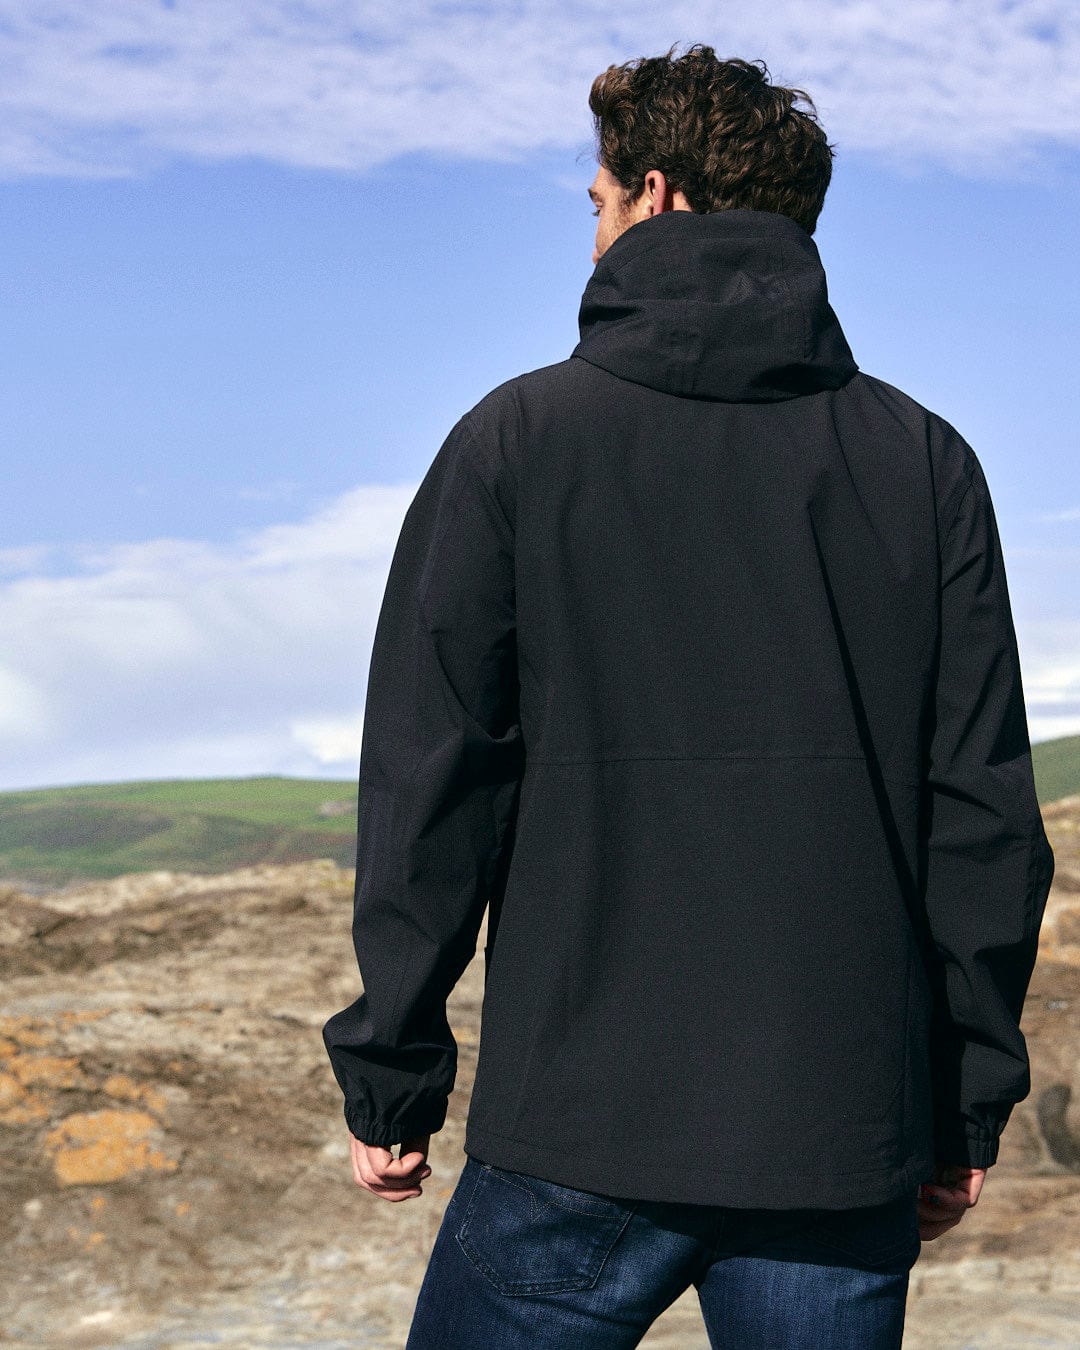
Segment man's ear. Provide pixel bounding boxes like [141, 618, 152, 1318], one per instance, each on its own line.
[643, 168, 670, 215]
[642, 170, 695, 216]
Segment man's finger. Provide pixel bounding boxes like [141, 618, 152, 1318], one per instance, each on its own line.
[352, 1157, 428, 1195]
[919, 1190, 967, 1212]
[362, 1174, 425, 1195]
[378, 1153, 424, 1176]
[362, 1160, 428, 1188]
[356, 1141, 430, 1184]
[372, 1155, 430, 1181]
[921, 1183, 972, 1207]
[361, 1150, 413, 1182]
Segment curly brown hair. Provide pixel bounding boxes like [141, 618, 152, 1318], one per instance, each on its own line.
[589, 45, 834, 235]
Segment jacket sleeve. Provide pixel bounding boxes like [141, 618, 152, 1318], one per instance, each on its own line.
[321, 412, 524, 1148]
[921, 446, 1055, 1169]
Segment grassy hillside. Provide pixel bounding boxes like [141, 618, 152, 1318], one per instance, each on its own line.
[1031, 734, 1080, 808]
[0, 734, 1077, 889]
[0, 776, 358, 889]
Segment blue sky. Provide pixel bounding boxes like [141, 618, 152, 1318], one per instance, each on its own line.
[1, 2, 1078, 791]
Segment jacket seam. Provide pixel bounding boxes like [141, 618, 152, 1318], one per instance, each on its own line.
[1022, 813, 1046, 934]
[459, 411, 516, 542]
[940, 459, 977, 551]
[894, 940, 915, 1140]
[527, 750, 918, 778]
[531, 751, 866, 761]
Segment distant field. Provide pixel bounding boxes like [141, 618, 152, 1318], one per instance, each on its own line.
[0, 776, 359, 888]
[1031, 733, 1080, 809]
[0, 734, 1076, 889]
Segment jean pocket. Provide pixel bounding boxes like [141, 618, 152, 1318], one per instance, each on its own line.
[802, 1193, 921, 1271]
[455, 1161, 638, 1296]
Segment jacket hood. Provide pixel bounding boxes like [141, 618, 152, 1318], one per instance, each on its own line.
[571, 208, 858, 401]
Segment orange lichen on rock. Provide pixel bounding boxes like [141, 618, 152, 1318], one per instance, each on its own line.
[0, 1071, 22, 1110]
[0, 1017, 52, 1049]
[0, 1070, 51, 1124]
[102, 1073, 169, 1117]
[43, 1109, 181, 1186]
[9, 1053, 89, 1090]
[0, 1050, 91, 1124]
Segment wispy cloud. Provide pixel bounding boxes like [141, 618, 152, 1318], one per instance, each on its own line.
[0, 480, 419, 790]
[0, 2, 1077, 180]
[1013, 617, 1080, 746]
[0, 544, 54, 577]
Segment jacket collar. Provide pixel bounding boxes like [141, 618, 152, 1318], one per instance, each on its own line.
[571, 208, 858, 401]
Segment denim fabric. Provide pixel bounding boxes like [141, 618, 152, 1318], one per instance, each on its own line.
[406, 1154, 920, 1349]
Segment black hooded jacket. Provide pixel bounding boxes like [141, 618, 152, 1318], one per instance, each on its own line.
[322, 207, 1055, 1209]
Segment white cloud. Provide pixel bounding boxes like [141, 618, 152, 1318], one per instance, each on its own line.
[290, 713, 367, 766]
[0, 544, 55, 576]
[0, 665, 53, 741]
[0, 479, 420, 790]
[0, 2, 1077, 181]
[243, 484, 412, 567]
[1016, 619, 1080, 746]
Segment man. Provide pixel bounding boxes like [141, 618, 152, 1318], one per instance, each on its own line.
[322, 45, 1055, 1348]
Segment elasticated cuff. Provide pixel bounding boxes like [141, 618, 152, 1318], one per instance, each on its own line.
[343, 1098, 448, 1149]
[933, 1124, 1002, 1169]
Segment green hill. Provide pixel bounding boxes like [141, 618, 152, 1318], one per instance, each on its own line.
[0, 734, 1076, 889]
[0, 776, 359, 889]
[1030, 733, 1080, 808]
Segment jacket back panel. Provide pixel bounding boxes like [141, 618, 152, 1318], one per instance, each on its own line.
[464, 356, 948, 1206]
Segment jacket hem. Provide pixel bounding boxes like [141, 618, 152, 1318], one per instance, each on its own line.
[463, 1120, 936, 1210]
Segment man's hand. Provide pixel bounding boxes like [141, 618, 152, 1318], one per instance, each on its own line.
[917, 1163, 986, 1240]
[349, 1132, 433, 1202]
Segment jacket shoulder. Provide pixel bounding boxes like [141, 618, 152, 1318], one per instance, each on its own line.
[846, 371, 978, 541]
[455, 359, 585, 521]
[463, 359, 585, 437]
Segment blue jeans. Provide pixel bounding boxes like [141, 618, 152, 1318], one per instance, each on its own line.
[406, 1154, 920, 1348]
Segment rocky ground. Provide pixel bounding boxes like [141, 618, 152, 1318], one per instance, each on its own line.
[1, 796, 1079, 1348]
